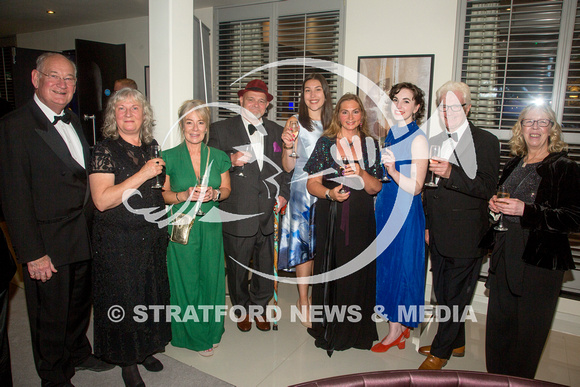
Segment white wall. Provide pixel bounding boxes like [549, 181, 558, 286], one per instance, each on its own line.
[343, 0, 459, 113]
[17, 17, 149, 92]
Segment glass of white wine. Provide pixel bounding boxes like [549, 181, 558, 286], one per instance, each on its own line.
[150, 144, 163, 189]
[195, 184, 208, 216]
[494, 184, 509, 231]
[424, 144, 440, 188]
[289, 120, 300, 158]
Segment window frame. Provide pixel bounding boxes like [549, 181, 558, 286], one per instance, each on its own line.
[213, 0, 345, 125]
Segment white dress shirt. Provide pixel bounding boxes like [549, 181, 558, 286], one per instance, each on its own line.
[441, 119, 469, 162]
[242, 116, 264, 170]
[34, 94, 85, 169]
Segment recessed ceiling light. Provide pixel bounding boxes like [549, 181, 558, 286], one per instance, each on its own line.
[47, 10, 55, 14]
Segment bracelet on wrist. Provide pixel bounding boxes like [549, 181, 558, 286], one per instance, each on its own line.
[175, 192, 180, 202]
[283, 144, 294, 150]
[325, 189, 334, 201]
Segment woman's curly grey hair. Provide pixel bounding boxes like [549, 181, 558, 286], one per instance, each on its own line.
[101, 88, 155, 144]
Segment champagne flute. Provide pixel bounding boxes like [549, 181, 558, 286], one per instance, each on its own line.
[424, 145, 441, 188]
[195, 184, 208, 216]
[379, 140, 392, 183]
[494, 185, 510, 231]
[150, 144, 163, 189]
[289, 120, 300, 158]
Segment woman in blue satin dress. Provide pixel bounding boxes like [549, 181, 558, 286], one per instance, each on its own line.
[371, 83, 429, 353]
[278, 73, 333, 327]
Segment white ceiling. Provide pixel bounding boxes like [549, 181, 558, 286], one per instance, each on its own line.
[0, 0, 274, 37]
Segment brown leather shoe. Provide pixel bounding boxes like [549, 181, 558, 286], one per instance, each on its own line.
[418, 354, 448, 370]
[418, 345, 465, 357]
[254, 315, 271, 331]
[237, 314, 252, 332]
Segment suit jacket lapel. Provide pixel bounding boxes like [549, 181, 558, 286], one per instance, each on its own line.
[29, 100, 87, 182]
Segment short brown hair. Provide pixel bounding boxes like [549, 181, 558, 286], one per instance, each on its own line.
[388, 82, 426, 125]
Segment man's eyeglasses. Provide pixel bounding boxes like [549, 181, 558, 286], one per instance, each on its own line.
[521, 119, 552, 128]
[37, 70, 77, 86]
[438, 104, 466, 112]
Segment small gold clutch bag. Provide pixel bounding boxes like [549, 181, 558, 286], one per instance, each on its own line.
[170, 212, 194, 245]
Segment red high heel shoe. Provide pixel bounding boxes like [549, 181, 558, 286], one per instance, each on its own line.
[371, 328, 410, 353]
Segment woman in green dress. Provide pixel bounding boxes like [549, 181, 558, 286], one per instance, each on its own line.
[162, 100, 231, 357]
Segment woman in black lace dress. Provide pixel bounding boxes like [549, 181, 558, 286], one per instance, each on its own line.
[89, 88, 171, 387]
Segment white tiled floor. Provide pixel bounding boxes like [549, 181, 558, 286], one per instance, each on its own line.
[164, 282, 580, 387]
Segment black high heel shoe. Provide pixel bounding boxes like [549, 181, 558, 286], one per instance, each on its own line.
[122, 364, 145, 387]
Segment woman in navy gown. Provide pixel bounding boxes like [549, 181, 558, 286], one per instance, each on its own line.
[278, 73, 333, 327]
[371, 83, 428, 353]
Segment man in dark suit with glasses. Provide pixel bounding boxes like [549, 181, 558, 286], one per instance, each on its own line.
[420, 81, 499, 370]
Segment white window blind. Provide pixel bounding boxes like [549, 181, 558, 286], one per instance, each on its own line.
[215, 2, 342, 122]
[458, 0, 580, 297]
[217, 18, 270, 119]
[562, 3, 580, 134]
[276, 11, 340, 120]
[460, 0, 563, 134]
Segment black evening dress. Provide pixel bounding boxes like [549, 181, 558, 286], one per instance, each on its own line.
[303, 135, 380, 356]
[90, 137, 171, 366]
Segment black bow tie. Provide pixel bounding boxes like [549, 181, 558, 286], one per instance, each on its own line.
[447, 131, 458, 142]
[52, 111, 71, 125]
[248, 124, 257, 135]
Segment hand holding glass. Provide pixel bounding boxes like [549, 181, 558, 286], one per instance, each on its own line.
[338, 157, 350, 194]
[494, 185, 510, 231]
[236, 146, 251, 177]
[425, 145, 440, 187]
[289, 121, 299, 158]
[380, 141, 392, 182]
[150, 145, 163, 189]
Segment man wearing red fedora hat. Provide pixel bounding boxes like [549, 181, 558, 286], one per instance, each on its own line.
[209, 79, 290, 332]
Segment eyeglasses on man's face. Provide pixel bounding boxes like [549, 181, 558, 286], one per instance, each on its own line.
[521, 119, 552, 128]
[37, 70, 77, 86]
[438, 103, 466, 112]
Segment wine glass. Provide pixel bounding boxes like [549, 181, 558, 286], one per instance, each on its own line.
[424, 145, 441, 188]
[150, 144, 163, 189]
[236, 145, 251, 178]
[289, 120, 300, 158]
[494, 185, 510, 231]
[338, 157, 350, 194]
[195, 184, 208, 216]
[379, 140, 392, 183]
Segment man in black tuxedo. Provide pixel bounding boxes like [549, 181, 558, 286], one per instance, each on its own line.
[0, 53, 113, 386]
[209, 79, 289, 332]
[419, 81, 499, 370]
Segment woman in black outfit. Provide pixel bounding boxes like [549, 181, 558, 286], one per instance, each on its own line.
[485, 103, 580, 379]
[304, 93, 382, 356]
[90, 88, 171, 387]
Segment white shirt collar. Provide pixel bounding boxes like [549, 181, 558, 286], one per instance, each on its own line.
[447, 119, 469, 143]
[241, 116, 264, 135]
[34, 94, 65, 122]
